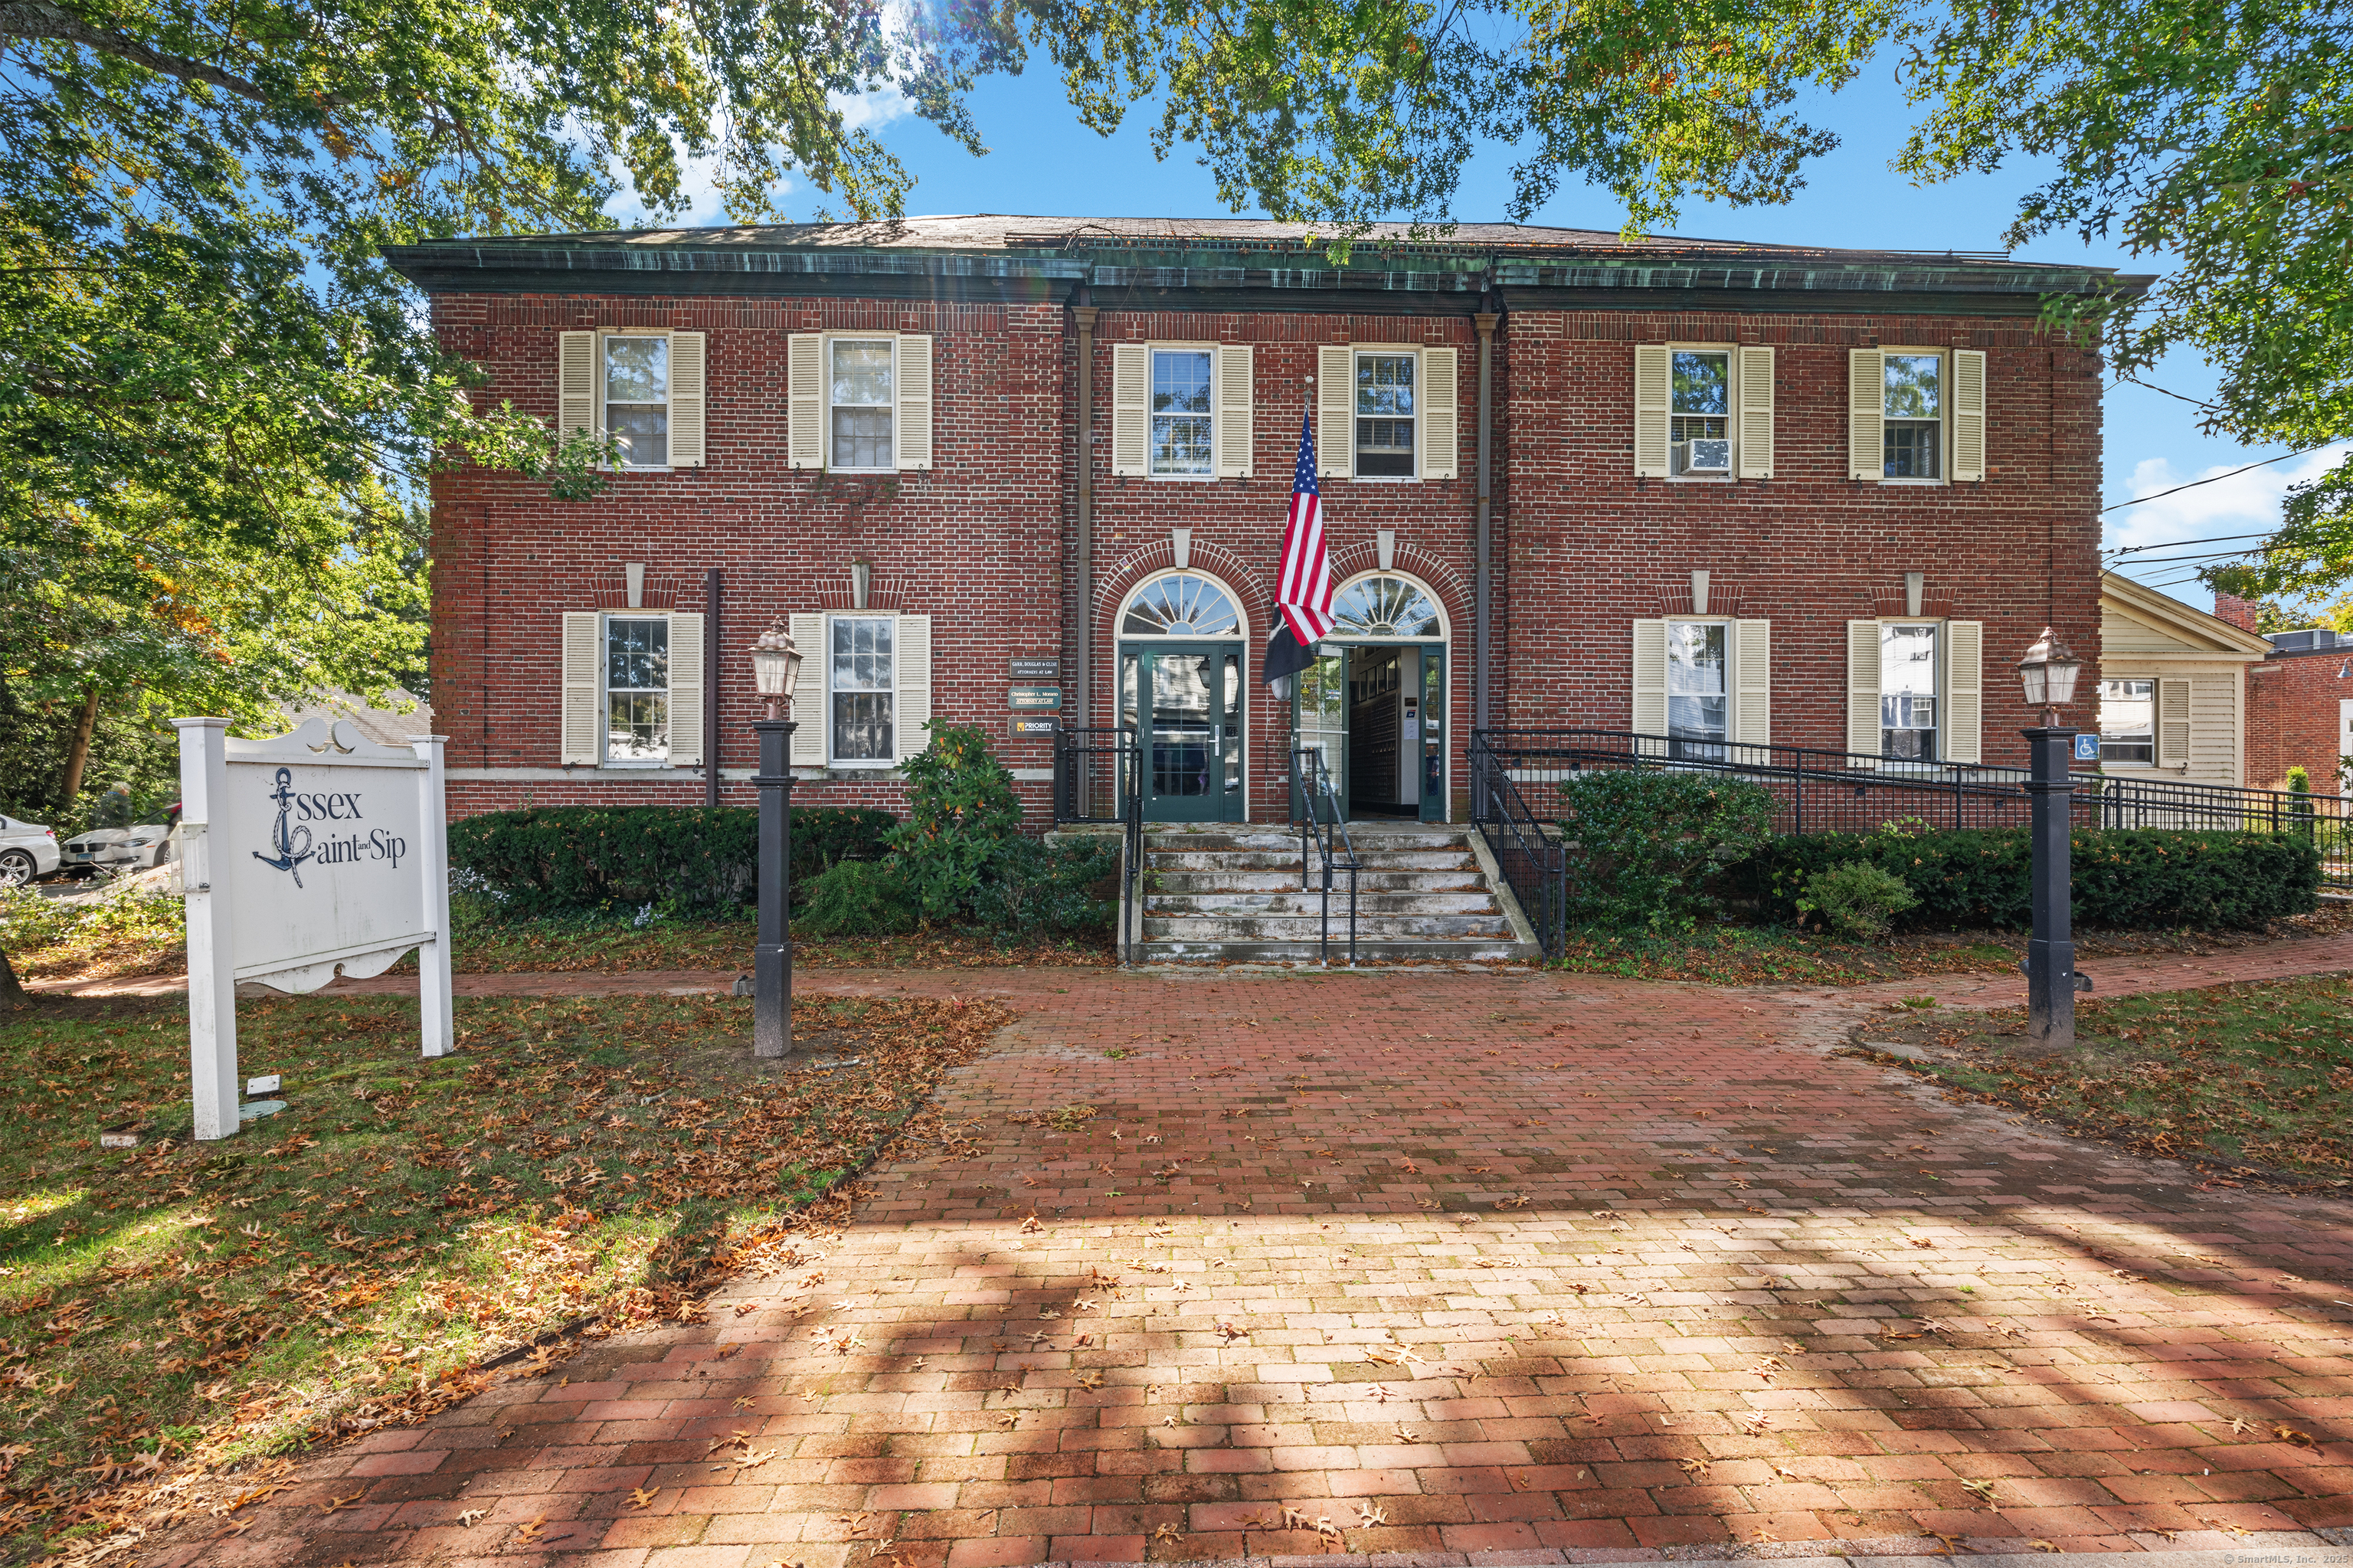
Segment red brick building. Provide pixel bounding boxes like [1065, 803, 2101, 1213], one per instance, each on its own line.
[2214, 593, 2353, 793]
[388, 217, 2129, 825]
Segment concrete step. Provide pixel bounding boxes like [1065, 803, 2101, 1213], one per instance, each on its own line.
[1147, 828, 1468, 852]
[1141, 912, 1516, 941]
[1146, 891, 1502, 917]
[1145, 869, 1487, 895]
[1137, 938, 1535, 965]
[1147, 849, 1477, 873]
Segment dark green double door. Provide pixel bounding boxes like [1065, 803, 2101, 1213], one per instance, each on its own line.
[1120, 642, 1244, 822]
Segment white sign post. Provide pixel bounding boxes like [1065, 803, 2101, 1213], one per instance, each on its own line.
[174, 716, 454, 1141]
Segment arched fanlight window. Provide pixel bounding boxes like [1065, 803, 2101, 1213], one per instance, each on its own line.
[1329, 574, 1445, 639]
[1121, 572, 1241, 637]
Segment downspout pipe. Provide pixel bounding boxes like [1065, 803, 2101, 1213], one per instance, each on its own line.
[1074, 291, 1097, 745]
[1474, 293, 1500, 813]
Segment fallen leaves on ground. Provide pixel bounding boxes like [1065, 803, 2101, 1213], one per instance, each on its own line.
[0, 990, 1010, 1563]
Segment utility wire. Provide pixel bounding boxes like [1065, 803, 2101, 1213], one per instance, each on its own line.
[2100, 447, 2324, 513]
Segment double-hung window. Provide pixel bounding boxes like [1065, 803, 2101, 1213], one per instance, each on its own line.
[1666, 622, 1730, 759]
[2099, 678, 2156, 765]
[1670, 351, 1731, 476]
[1150, 349, 1213, 476]
[1883, 353, 1942, 480]
[1354, 352, 1416, 477]
[604, 337, 669, 467]
[829, 339, 895, 470]
[1880, 622, 1939, 761]
[605, 615, 670, 762]
[829, 615, 896, 764]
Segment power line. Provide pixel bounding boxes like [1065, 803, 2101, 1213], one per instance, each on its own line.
[2103, 530, 2278, 557]
[2100, 447, 2326, 514]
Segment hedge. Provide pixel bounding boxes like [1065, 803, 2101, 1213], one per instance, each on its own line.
[448, 804, 895, 918]
[1734, 827, 2322, 932]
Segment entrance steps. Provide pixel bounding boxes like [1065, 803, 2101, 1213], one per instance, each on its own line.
[1132, 823, 1543, 966]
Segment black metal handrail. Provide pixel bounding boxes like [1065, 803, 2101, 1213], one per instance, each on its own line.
[1052, 725, 1135, 825]
[1291, 748, 1361, 966]
[1120, 728, 1143, 965]
[1468, 732, 1569, 955]
[1474, 727, 2351, 888]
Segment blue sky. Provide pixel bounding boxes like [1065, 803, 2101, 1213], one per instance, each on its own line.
[617, 64, 2347, 616]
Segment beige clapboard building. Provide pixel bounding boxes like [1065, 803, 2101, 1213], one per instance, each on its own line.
[2096, 571, 2272, 785]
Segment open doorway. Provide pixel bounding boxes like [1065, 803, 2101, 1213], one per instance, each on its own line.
[1292, 643, 1446, 822]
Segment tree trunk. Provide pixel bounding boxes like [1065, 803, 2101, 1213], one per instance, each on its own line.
[0, 948, 28, 1010]
[61, 686, 99, 805]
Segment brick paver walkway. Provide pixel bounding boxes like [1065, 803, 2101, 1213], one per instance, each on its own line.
[147, 961, 2353, 1568]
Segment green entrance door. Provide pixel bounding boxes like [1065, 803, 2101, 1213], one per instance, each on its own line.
[1292, 650, 1349, 823]
[1121, 643, 1243, 822]
[1417, 646, 1446, 823]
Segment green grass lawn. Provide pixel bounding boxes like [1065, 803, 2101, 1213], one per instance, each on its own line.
[0, 987, 1006, 1560]
[1864, 972, 2353, 1180]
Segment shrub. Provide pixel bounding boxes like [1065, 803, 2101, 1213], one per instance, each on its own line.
[1557, 769, 1778, 932]
[886, 722, 1024, 921]
[1795, 861, 1919, 941]
[972, 838, 1119, 938]
[447, 804, 895, 918]
[795, 859, 919, 937]
[1738, 827, 2321, 931]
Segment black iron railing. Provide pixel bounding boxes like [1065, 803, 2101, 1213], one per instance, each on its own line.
[1291, 748, 1361, 965]
[1474, 728, 2352, 889]
[1468, 732, 1569, 955]
[1121, 734, 1144, 964]
[1053, 725, 1136, 825]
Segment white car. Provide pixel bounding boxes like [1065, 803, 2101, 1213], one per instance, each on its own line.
[0, 815, 61, 886]
[59, 820, 176, 878]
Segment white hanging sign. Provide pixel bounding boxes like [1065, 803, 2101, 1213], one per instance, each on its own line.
[172, 716, 453, 1141]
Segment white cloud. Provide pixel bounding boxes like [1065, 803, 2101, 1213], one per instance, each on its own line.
[2103, 444, 2353, 558]
[832, 85, 914, 135]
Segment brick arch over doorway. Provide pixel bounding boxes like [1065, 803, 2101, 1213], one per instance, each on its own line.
[1091, 540, 1273, 728]
[1324, 542, 1473, 640]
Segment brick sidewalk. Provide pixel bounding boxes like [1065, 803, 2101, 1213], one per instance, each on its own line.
[151, 964, 2353, 1568]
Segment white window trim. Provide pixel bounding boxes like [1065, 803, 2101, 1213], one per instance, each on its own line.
[1349, 345, 1422, 483]
[601, 331, 673, 473]
[1141, 342, 1219, 481]
[825, 611, 901, 768]
[824, 335, 899, 476]
[1877, 618, 1946, 766]
[602, 610, 673, 768]
[2098, 676, 2159, 770]
[1663, 617, 1735, 748]
[1662, 343, 1736, 484]
[1878, 345, 1949, 488]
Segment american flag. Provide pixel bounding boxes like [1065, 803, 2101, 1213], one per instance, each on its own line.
[1276, 412, 1334, 643]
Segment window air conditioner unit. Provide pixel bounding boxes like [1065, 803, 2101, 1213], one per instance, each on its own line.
[1675, 438, 1731, 475]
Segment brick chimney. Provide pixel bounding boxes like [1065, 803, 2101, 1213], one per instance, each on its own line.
[2213, 591, 2260, 633]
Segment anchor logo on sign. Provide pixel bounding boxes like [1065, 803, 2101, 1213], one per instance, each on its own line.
[250, 766, 316, 886]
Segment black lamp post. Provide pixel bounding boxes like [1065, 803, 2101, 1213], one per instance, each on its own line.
[750, 618, 803, 1059]
[2016, 627, 2085, 1049]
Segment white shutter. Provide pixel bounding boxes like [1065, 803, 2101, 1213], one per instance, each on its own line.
[790, 612, 826, 765]
[1631, 619, 1667, 757]
[1847, 620, 1883, 766]
[787, 334, 823, 469]
[1633, 345, 1671, 477]
[561, 612, 602, 766]
[1317, 345, 1353, 478]
[1214, 344, 1253, 478]
[1734, 619, 1771, 748]
[2158, 678, 2191, 767]
[1951, 349, 1986, 483]
[895, 614, 932, 767]
[666, 611, 705, 766]
[1110, 342, 1149, 476]
[1945, 619, 1983, 764]
[1736, 346, 1774, 480]
[896, 334, 933, 470]
[1420, 347, 1458, 480]
[667, 331, 705, 467]
[558, 331, 597, 441]
[1849, 349, 1884, 481]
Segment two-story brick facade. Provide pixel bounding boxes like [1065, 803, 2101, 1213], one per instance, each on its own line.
[388, 216, 2132, 825]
